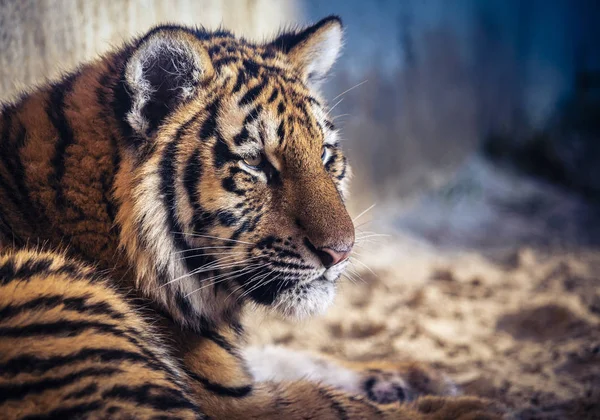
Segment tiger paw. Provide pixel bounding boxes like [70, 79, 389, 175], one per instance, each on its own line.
[413, 396, 508, 420]
[358, 362, 459, 404]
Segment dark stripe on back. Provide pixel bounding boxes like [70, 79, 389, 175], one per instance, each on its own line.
[62, 383, 99, 400]
[0, 348, 163, 378]
[0, 319, 126, 338]
[22, 400, 104, 420]
[102, 384, 199, 412]
[0, 257, 94, 286]
[0, 367, 119, 404]
[46, 73, 79, 210]
[0, 294, 125, 321]
[0, 108, 39, 228]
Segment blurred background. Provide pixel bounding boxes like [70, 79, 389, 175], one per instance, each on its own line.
[1, 1, 599, 417]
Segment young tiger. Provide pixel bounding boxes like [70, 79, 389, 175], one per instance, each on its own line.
[0, 16, 506, 419]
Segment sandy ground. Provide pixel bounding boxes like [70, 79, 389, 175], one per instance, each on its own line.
[245, 235, 600, 419]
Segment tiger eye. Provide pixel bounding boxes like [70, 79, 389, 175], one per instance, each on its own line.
[244, 155, 263, 168]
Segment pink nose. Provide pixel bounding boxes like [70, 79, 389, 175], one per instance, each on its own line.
[316, 247, 352, 268]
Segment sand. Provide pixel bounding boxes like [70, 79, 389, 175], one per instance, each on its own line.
[245, 236, 600, 419]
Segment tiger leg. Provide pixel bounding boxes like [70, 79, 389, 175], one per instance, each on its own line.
[180, 336, 505, 419]
[0, 250, 203, 419]
[243, 345, 458, 405]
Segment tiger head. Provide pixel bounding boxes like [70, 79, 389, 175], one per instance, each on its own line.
[114, 17, 354, 329]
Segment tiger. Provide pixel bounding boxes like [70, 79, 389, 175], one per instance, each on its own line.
[0, 15, 507, 419]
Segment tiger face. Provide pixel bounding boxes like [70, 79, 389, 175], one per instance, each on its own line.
[115, 17, 354, 327]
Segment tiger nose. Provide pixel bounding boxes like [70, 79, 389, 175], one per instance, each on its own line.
[315, 246, 352, 268]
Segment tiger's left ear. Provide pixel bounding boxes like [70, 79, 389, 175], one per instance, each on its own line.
[269, 16, 343, 88]
[124, 27, 214, 139]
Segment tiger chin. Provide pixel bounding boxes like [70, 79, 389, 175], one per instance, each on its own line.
[0, 15, 507, 419]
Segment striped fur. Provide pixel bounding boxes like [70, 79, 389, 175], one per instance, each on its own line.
[0, 16, 505, 419]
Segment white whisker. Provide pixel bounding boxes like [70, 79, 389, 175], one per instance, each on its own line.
[350, 257, 377, 276]
[172, 246, 239, 255]
[352, 203, 376, 223]
[183, 263, 270, 297]
[332, 79, 368, 101]
[162, 256, 264, 287]
[171, 232, 254, 245]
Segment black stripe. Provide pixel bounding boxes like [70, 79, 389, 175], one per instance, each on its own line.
[277, 101, 285, 115]
[0, 257, 95, 286]
[159, 126, 188, 253]
[233, 126, 249, 146]
[213, 139, 237, 169]
[0, 108, 39, 228]
[267, 89, 279, 103]
[238, 79, 268, 106]
[200, 329, 237, 357]
[230, 220, 250, 241]
[317, 387, 349, 420]
[213, 56, 239, 67]
[0, 348, 164, 378]
[158, 118, 211, 281]
[336, 155, 348, 180]
[0, 294, 124, 322]
[277, 120, 285, 145]
[232, 68, 247, 94]
[183, 147, 206, 235]
[46, 73, 79, 210]
[242, 59, 261, 78]
[0, 367, 119, 404]
[0, 319, 124, 338]
[187, 370, 252, 398]
[0, 319, 187, 387]
[63, 383, 99, 400]
[199, 99, 220, 140]
[22, 400, 104, 420]
[1, 121, 39, 227]
[0, 258, 51, 284]
[110, 50, 137, 148]
[102, 384, 199, 412]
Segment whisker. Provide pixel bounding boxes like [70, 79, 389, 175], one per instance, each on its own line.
[171, 232, 254, 245]
[235, 271, 272, 301]
[328, 97, 344, 113]
[177, 251, 246, 261]
[332, 79, 368, 101]
[349, 257, 377, 276]
[352, 203, 376, 223]
[162, 256, 264, 286]
[239, 271, 281, 301]
[172, 246, 239, 255]
[353, 219, 373, 229]
[331, 113, 350, 121]
[342, 273, 358, 285]
[355, 233, 391, 240]
[183, 263, 270, 297]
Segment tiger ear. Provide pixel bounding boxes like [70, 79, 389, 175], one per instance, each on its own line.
[269, 16, 343, 88]
[124, 27, 214, 138]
